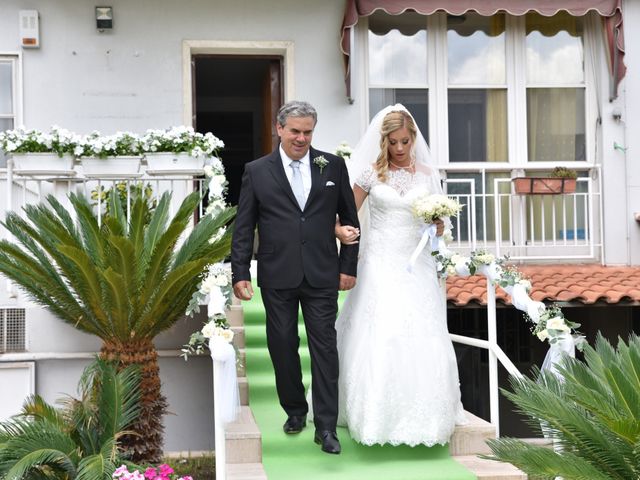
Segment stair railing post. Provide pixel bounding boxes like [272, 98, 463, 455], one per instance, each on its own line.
[212, 353, 226, 480]
[486, 277, 500, 436]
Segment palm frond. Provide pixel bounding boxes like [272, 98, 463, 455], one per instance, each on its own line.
[488, 335, 640, 479]
[484, 438, 611, 480]
[95, 361, 141, 445]
[75, 435, 122, 480]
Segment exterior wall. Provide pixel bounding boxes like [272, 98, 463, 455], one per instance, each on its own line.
[0, 0, 359, 150]
[1, 0, 639, 453]
[599, 0, 640, 265]
[622, 0, 640, 265]
[15, 305, 214, 452]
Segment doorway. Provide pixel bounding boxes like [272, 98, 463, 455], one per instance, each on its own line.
[193, 56, 283, 205]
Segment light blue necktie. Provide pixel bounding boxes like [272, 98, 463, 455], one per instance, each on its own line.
[290, 160, 306, 209]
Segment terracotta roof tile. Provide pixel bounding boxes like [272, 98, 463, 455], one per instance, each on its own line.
[446, 264, 640, 306]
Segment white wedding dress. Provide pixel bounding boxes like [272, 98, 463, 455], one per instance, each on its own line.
[336, 165, 467, 447]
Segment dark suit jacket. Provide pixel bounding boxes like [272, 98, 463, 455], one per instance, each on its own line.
[231, 146, 359, 290]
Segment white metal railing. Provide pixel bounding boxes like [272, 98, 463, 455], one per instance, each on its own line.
[442, 165, 603, 262]
[447, 280, 523, 437]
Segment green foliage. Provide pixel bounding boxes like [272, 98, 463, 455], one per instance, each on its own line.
[484, 333, 640, 479]
[0, 190, 235, 343]
[550, 166, 578, 179]
[0, 359, 141, 480]
[91, 182, 156, 220]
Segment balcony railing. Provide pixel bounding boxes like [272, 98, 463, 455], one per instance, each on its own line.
[442, 164, 603, 262]
[0, 162, 603, 266]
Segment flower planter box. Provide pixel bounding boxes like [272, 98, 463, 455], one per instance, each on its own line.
[512, 177, 576, 195]
[144, 152, 205, 175]
[80, 156, 142, 178]
[11, 153, 76, 175]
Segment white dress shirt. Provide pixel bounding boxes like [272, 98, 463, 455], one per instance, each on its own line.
[280, 145, 312, 201]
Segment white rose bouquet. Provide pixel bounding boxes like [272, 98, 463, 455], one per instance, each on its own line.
[407, 194, 463, 270]
[411, 194, 463, 225]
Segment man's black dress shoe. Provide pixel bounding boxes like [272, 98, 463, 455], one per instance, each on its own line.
[314, 430, 341, 454]
[283, 415, 306, 434]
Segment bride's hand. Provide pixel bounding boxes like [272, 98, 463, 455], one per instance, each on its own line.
[435, 218, 445, 236]
[336, 225, 360, 245]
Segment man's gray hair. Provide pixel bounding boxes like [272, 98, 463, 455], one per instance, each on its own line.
[276, 101, 317, 127]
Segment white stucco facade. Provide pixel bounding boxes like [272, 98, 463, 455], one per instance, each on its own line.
[0, 0, 639, 454]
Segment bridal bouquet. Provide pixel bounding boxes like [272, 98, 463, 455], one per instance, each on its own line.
[411, 194, 463, 224]
[408, 194, 463, 270]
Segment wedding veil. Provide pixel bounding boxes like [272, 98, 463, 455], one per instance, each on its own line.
[347, 104, 444, 247]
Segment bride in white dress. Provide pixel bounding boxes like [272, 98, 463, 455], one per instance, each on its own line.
[335, 105, 467, 447]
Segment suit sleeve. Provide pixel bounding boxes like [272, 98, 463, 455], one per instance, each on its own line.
[336, 157, 360, 277]
[231, 165, 258, 284]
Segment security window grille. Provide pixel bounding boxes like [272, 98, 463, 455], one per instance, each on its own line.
[0, 308, 26, 352]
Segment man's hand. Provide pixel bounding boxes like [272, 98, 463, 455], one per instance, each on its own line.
[435, 218, 445, 236]
[233, 280, 254, 301]
[339, 274, 356, 291]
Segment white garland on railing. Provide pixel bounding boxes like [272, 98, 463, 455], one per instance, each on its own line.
[409, 196, 585, 377]
[182, 162, 240, 424]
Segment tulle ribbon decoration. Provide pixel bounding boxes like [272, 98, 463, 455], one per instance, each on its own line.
[407, 223, 440, 272]
[210, 337, 241, 424]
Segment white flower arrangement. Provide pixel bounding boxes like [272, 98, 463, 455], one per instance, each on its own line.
[334, 141, 353, 160]
[412, 194, 463, 224]
[528, 304, 582, 346]
[0, 126, 82, 156]
[140, 126, 224, 157]
[182, 263, 234, 359]
[182, 159, 232, 359]
[76, 131, 142, 158]
[430, 245, 583, 348]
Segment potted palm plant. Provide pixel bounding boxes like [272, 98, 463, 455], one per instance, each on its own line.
[0, 189, 235, 462]
[0, 126, 78, 175]
[512, 167, 578, 195]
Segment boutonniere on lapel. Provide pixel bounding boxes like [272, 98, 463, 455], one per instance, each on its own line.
[313, 155, 329, 174]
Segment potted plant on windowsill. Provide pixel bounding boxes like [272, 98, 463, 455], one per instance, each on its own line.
[0, 126, 78, 175]
[512, 167, 578, 195]
[141, 126, 224, 175]
[77, 131, 143, 178]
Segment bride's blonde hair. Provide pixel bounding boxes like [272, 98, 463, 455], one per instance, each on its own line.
[375, 110, 418, 182]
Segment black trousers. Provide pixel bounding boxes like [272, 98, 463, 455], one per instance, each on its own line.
[261, 277, 339, 432]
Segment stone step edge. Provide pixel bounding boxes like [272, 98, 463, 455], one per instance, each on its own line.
[225, 406, 261, 440]
[453, 455, 527, 480]
[226, 462, 267, 480]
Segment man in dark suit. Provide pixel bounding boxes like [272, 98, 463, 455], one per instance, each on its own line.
[231, 101, 359, 454]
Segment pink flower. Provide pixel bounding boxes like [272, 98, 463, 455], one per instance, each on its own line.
[178, 476, 194, 480]
[158, 464, 174, 477]
[144, 467, 158, 479]
[113, 465, 129, 478]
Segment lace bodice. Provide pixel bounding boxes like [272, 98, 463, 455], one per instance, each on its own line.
[356, 165, 440, 259]
[356, 165, 436, 197]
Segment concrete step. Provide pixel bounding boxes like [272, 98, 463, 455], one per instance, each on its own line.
[231, 326, 245, 349]
[239, 376, 249, 405]
[225, 406, 262, 464]
[226, 463, 268, 480]
[454, 455, 527, 479]
[450, 410, 496, 456]
[227, 304, 244, 326]
[236, 348, 246, 377]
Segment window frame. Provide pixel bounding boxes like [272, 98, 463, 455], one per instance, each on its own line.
[357, 12, 598, 170]
[0, 53, 23, 170]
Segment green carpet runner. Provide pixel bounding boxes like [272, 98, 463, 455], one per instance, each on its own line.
[242, 287, 475, 479]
